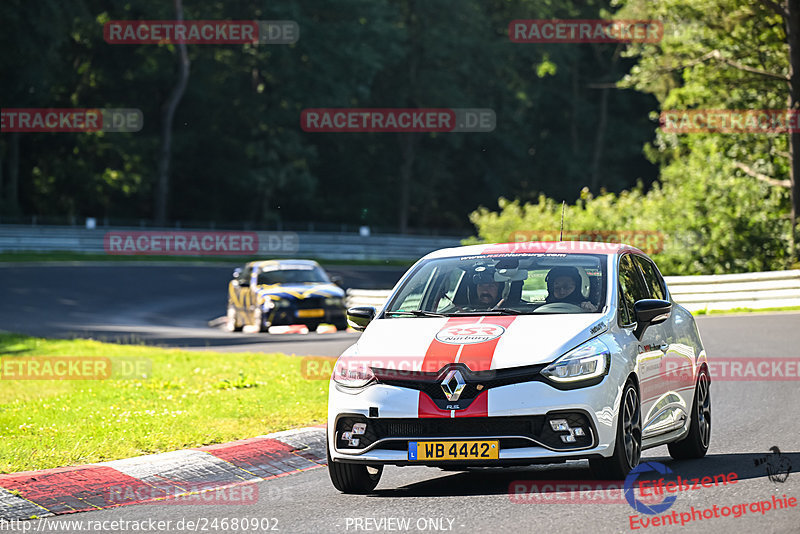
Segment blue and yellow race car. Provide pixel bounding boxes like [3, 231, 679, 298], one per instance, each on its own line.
[225, 259, 348, 333]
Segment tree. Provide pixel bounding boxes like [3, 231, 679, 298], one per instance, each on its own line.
[0, 0, 88, 218]
[154, 0, 190, 226]
[617, 0, 797, 258]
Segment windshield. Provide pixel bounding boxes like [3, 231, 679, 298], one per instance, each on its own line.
[384, 253, 607, 316]
[256, 266, 330, 285]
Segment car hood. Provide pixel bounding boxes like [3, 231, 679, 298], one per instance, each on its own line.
[345, 314, 611, 371]
[255, 283, 344, 300]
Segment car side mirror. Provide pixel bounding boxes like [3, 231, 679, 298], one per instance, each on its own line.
[633, 299, 672, 340]
[347, 306, 376, 331]
[331, 275, 344, 288]
[231, 268, 242, 285]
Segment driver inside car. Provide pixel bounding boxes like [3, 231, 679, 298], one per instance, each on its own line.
[475, 281, 502, 308]
[465, 267, 506, 309]
[545, 266, 596, 312]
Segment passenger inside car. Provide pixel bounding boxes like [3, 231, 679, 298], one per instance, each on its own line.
[545, 266, 597, 311]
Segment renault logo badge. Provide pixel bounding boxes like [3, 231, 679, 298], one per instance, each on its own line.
[441, 369, 466, 401]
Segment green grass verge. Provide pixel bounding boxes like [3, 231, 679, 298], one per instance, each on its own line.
[0, 251, 412, 267]
[693, 305, 800, 315]
[0, 333, 333, 473]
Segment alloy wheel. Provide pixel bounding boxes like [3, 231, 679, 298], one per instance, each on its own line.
[622, 386, 642, 468]
[696, 373, 711, 448]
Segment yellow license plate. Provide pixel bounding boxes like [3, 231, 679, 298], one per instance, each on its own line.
[297, 309, 325, 318]
[409, 440, 499, 461]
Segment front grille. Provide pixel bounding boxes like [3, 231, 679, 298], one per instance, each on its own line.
[336, 413, 594, 454]
[374, 363, 547, 410]
[377, 416, 544, 438]
[378, 438, 534, 451]
[336, 415, 545, 451]
[296, 297, 325, 309]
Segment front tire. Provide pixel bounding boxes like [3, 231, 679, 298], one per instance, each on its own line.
[590, 380, 641, 480]
[253, 308, 269, 333]
[668, 368, 710, 459]
[327, 440, 382, 494]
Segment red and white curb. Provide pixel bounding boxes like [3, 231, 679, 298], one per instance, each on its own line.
[0, 426, 327, 521]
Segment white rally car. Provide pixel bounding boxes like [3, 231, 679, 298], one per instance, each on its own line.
[327, 241, 710, 493]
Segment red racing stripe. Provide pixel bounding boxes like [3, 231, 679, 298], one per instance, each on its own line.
[457, 316, 517, 371]
[418, 391, 446, 418]
[420, 316, 476, 373]
[418, 317, 515, 417]
[417, 390, 489, 418]
[456, 390, 488, 417]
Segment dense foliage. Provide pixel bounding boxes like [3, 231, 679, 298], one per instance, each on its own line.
[2, 0, 797, 272]
[0, 0, 657, 233]
[470, 0, 798, 273]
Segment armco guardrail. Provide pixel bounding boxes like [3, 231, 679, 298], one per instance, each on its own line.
[664, 270, 800, 312]
[346, 289, 396, 309]
[346, 270, 800, 313]
[0, 225, 462, 261]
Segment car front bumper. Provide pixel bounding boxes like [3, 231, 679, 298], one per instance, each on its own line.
[267, 305, 347, 327]
[327, 370, 627, 465]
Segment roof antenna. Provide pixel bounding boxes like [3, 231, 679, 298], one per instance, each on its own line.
[559, 201, 566, 241]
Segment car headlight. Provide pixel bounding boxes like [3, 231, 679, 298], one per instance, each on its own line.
[273, 298, 292, 308]
[325, 297, 344, 307]
[332, 358, 375, 389]
[541, 338, 610, 383]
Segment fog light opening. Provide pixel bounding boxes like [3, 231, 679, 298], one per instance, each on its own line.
[340, 421, 368, 447]
[547, 415, 588, 447]
[550, 419, 569, 432]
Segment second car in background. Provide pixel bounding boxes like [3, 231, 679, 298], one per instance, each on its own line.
[226, 259, 348, 333]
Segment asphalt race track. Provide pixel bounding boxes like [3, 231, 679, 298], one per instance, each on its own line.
[3, 264, 800, 533]
[0, 263, 407, 356]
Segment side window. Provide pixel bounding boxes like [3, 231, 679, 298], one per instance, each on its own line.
[634, 256, 666, 300]
[435, 270, 464, 312]
[618, 254, 648, 325]
[388, 262, 436, 311]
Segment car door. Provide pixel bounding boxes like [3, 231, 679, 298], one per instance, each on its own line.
[618, 253, 666, 434]
[631, 254, 690, 439]
[635, 255, 696, 415]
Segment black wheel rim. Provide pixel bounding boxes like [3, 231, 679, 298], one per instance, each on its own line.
[622, 386, 642, 468]
[696, 373, 711, 448]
